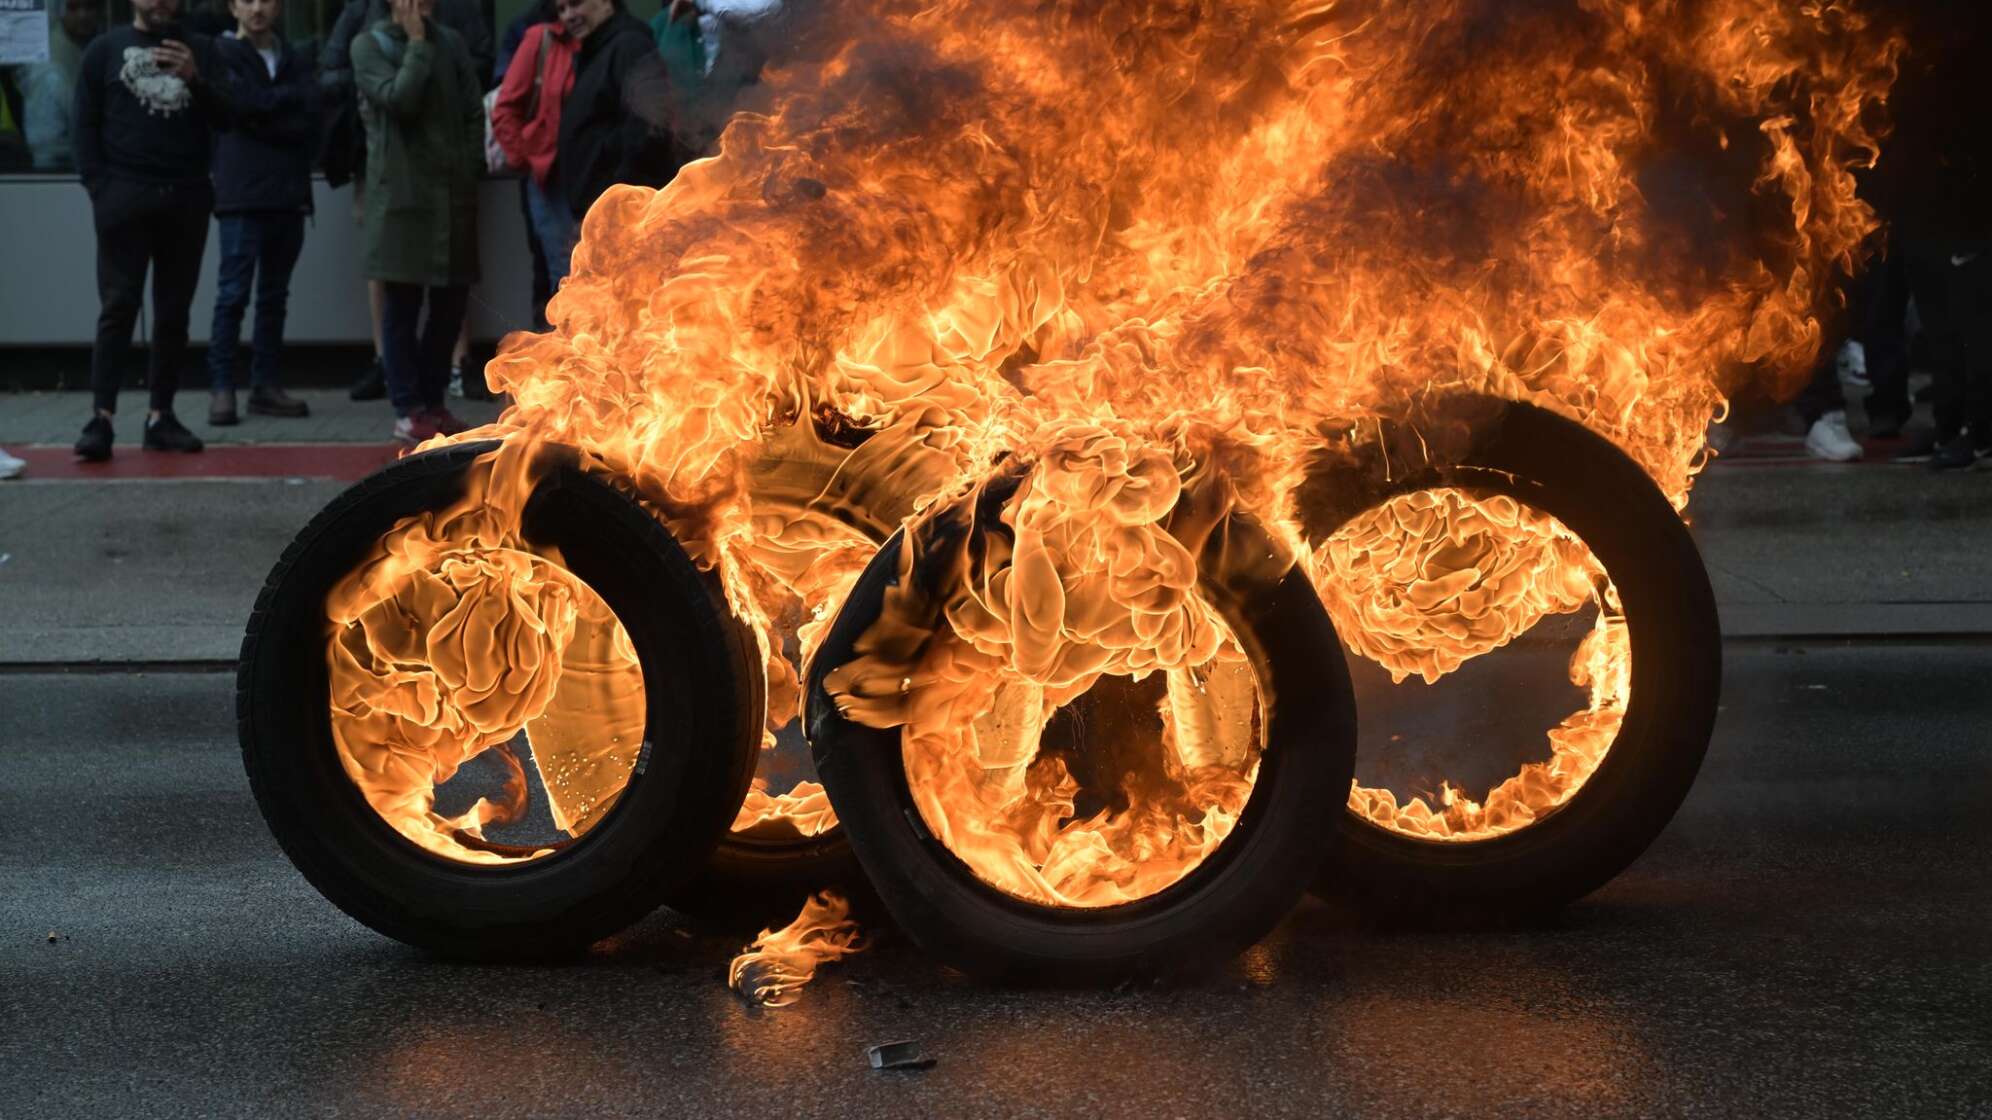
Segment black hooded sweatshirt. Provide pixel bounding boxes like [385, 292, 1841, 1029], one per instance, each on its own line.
[555, 9, 685, 221]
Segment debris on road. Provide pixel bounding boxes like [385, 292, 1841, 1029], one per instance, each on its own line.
[866, 1040, 936, 1071]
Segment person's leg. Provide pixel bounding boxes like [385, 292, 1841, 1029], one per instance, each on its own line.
[206, 215, 256, 420]
[419, 284, 472, 413]
[1954, 255, 1992, 448]
[1861, 245, 1913, 432]
[368, 279, 386, 357]
[88, 180, 153, 419]
[448, 305, 472, 397]
[378, 281, 426, 419]
[1894, 246, 1964, 462]
[144, 181, 212, 421]
[519, 178, 551, 331]
[1793, 358, 1846, 426]
[247, 213, 308, 415]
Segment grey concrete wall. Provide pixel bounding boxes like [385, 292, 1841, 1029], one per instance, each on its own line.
[0, 174, 536, 346]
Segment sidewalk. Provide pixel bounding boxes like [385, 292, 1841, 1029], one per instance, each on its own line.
[2, 389, 1989, 663]
[0, 389, 506, 481]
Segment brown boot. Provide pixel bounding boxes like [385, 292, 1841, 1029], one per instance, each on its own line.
[209, 389, 239, 427]
[247, 385, 311, 418]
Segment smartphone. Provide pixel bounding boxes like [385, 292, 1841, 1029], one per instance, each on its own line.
[152, 19, 185, 42]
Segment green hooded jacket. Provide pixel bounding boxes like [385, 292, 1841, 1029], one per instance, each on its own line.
[351, 17, 483, 286]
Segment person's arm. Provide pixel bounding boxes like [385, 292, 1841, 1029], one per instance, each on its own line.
[319, 0, 366, 96]
[186, 35, 244, 129]
[238, 53, 324, 147]
[70, 39, 106, 192]
[456, 34, 485, 173]
[352, 17, 435, 118]
[489, 26, 540, 167]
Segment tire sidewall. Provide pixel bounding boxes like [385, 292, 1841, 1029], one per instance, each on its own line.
[1318, 401, 1723, 917]
[239, 441, 759, 956]
[807, 532, 1358, 982]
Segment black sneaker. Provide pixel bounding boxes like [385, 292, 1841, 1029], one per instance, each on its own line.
[143, 412, 205, 453]
[74, 415, 113, 462]
[349, 357, 387, 401]
[1929, 432, 1985, 472]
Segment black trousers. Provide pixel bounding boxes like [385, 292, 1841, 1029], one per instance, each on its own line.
[1903, 247, 1992, 442]
[89, 178, 214, 415]
[379, 281, 470, 418]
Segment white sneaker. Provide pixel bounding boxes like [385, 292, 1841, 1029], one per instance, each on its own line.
[0, 447, 24, 480]
[1835, 340, 1869, 387]
[1804, 411, 1863, 462]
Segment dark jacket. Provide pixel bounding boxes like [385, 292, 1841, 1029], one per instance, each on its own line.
[72, 23, 232, 191]
[555, 10, 682, 220]
[211, 35, 319, 215]
[351, 17, 483, 286]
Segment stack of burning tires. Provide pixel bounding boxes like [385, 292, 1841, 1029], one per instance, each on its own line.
[230, 0, 1896, 986]
[239, 393, 1719, 981]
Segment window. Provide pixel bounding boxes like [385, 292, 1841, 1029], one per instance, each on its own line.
[0, 0, 352, 174]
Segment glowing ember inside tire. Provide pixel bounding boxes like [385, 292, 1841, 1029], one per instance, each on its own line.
[1316, 488, 1629, 844]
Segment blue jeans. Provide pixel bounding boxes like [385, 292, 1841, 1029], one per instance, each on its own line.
[207, 213, 306, 392]
[525, 177, 578, 291]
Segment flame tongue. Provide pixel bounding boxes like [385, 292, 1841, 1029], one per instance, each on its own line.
[428, 2, 1892, 889]
[727, 891, 866, 1006]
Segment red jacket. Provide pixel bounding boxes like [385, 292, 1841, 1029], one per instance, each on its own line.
[491, 23, 579, 186]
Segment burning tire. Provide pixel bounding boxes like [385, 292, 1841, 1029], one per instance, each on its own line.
[804, 478, 1358, 983]
[239, 440, 762, 958]
[1300, 399, 1721, 921]
[661, 425, 905, 924]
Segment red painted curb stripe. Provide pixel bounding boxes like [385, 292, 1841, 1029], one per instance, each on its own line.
[9, 443, 405, 482]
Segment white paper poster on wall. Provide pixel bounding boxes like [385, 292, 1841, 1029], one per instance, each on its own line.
[0, 0, 50, 66]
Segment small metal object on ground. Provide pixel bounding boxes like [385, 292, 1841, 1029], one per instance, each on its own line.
[866, 1040, 936, 1071]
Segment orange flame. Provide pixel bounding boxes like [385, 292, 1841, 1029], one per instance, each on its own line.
[327, 2, 1898, 891]
[726, 890, 866, 1006]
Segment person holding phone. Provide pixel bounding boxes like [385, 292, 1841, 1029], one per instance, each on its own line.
[70, 0, 233, 460]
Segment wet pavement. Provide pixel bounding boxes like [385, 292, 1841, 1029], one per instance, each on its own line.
[2, 642, 1987, 1119]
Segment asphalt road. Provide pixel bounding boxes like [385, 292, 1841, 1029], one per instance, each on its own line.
[2, 642, 1987, 1119]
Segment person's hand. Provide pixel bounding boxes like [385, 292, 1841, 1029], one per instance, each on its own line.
[666, 0, 696, 23]
[391, 0, 426, 42]
[154, 40, 200, 84]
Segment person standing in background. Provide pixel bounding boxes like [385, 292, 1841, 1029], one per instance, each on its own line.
[492, 0, 558, 330]
[18, 0, 107, 170]
[205, 0, 317, 426]
[554, 0, 682, 235]
[351, 0, 480, 444]
[71, 0, 231, 461]
[491, 1, 578, 306]
[322, 0, 490, 402]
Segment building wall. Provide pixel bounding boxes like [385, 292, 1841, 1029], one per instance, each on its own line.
[0, 175, 537, 346]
